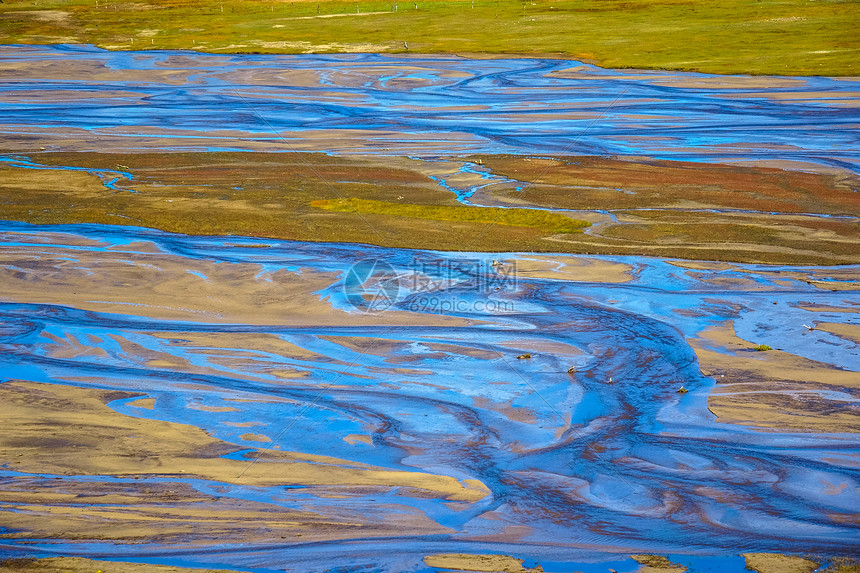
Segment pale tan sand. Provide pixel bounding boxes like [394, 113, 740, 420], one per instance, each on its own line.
[0, 232, 485, 328]
[0, 59, 199, 85]
[343, 433, 374, 445]
[506, 255, 634, 283]
[816, 322, 860, 344]
[0, 472, 448, 545]
[38, 330, 316, 386]
[0, 124, 487, 154]
[492, 112, 599, 122]
[651, 77, 810, 89]
[827, 100, 860, 108]
[126, 397, 156, 409]
[669, 261, 860, 290]
[796, 303, 860, 314]
[547, 68, 809, 89]
[190, 403, 241, 412]
[239, 433, 272, 442]
[718, 90, 860, 100]
[631, 554, 688, 572]
[721, 159, 860, 177]
[666, 261, 738, 271]
[423, 553, 544, 573]
[742, 553, 819, 573]
[112, 333, 330, 383]
[319, 335, 499, 360]
[0, 380, 490, 501]
[489, 337, 584, 358]
[472, 396, 539, 425]
[806, 279, 860, 291]
[0, 89, 149, 103]
[150, 332, 342, 361]
[691, 323, 860, 433]
[746, 267, 860, 291]
[0, 557, 249, 573]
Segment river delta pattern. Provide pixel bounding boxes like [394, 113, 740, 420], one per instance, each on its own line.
[0, 45, 858, 572]
[0, 44, 858, 174]
[0, 222, 858, 571]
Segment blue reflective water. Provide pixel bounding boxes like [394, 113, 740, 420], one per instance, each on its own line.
[0, 221, 857, 571]
[1, 44, 858, 173]
[1, 44, 859, 571]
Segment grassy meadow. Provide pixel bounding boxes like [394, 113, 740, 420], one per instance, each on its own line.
[0, 0, 856, 75]
[1, 151, 858, 264]
[312, 197, 590, 233]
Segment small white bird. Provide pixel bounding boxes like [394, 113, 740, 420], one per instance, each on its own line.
[802, 324, 815, 331]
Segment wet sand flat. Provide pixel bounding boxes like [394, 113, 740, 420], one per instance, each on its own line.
[1, 46, 857, 172]
[1, 47, 858, 572]
[0, 224, 857, 571]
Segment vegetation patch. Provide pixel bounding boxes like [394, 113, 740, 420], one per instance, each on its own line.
[1, 151, 857, 264]
[478, 155, 860, 217]
[0, 0, 856, 76]
[311, 197, 590, 233]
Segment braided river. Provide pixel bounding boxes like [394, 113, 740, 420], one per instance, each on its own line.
[0, 45, 858, 572]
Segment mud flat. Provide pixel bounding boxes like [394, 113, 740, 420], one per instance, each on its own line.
[0, 224, 858, 571]
[0, 47, 858, 571]
[0, 558, 250, 573]
[1, 46, 857, 167]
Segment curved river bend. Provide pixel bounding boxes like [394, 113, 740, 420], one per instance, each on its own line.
[0, 222, 857, 571]
[0, 45, 858, 572]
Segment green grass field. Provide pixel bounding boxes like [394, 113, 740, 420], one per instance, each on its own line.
[1, 151, 858, 264]
[312, 198, 590, 233]
[0, 0, 856, 75]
